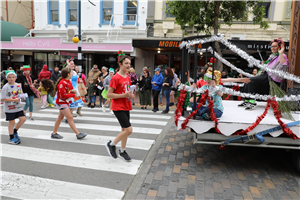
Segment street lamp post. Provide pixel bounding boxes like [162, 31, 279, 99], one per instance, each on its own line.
[77, 0, 82, 74]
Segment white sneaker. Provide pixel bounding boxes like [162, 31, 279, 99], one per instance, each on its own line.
[102, 105, 106, 113]
[41, 105, 47, 109]
[106, 104, 109, 108]
[110, 110, 114, 115]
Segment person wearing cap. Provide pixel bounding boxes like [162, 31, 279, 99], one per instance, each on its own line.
[101, 68, 115, 114]
[16, 65, 40, 120]
[1, 70, 27, 144]
[151, 68, 164, 112]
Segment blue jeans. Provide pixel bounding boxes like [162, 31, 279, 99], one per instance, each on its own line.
[89, 96, 95, 104]
[197, 106, 223, 119]
[23, 95, 34, 112]
[99, 93, 106, 106]
[164, 89, 171, 111]
[159, 90, 162, 103]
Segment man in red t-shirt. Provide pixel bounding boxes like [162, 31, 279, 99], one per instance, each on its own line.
[105, 52, 134, 162]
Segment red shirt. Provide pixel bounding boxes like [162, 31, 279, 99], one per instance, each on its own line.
[56, 78, 75, 105]
[196, 79, 207, 88]
[109, 73, 132, 111]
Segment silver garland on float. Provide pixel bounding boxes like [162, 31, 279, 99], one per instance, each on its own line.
[182, 34, 300, 84]
[222, 82, 245, 87]
[178, 83, 300, 102]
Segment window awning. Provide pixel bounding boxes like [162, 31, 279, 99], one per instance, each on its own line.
[1, 20, 29, 41]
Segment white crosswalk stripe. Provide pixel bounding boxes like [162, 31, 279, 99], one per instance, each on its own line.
[1, 108, 173, 199]
[1, 171, 124, 199]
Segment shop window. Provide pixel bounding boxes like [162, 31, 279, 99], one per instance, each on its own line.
[47, 1, 60, 27]
[123, 0, 139, 26]
[165, 3, 175, 18]
[261, 1, 271, 18]
[65, 1, 79, 27]
[99, 1, 114, 27]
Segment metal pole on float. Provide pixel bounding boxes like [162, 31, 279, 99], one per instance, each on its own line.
[193, 44, 198, 113]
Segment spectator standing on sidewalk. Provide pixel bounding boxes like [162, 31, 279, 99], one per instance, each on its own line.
[138, 69, 152, 110]
[87, 79, 97, 108]
[38, 65, 54, 107]
[87, 64, 101, 107]
[102, 68, 115, 114]
[169, 68, 177, 107]
[51, 66, 61, 84]
[97, 76, 106, 107]
[151, 68, 164, 112]
[129, 68, 137, 105]
[161, 67, 174, 114]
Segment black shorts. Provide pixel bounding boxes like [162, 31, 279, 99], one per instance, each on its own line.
[5, 110, 25, 121]
[113, 110, 131, 128]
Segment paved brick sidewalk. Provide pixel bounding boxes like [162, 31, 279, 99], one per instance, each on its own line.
[135, 124, 300, 200]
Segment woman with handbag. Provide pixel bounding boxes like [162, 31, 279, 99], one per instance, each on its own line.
[138, 69, 152, 109]
[75, 66, 87, 116]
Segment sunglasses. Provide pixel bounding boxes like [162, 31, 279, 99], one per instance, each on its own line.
[270, 46, 278, 48]
[93, 68, 98, 69]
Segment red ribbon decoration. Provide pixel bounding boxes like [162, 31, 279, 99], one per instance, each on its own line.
[208, 97, 221, 133]
[233, 100, 271, 136]
[270, 100, 299, 140]
[225, 85, 241, 101]
[180, 90, 208, 130]
[174, 89, 187, 126]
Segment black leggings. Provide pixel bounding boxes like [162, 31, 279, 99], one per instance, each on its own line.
[152, 90, 160, 109]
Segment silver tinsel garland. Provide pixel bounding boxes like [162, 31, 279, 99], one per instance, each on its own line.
[182, 34, 300, 84]
[222, 82, 245, 87]
[178, 84, 300, 102]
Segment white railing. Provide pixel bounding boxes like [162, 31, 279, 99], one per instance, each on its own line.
[107, 14, 138, 41]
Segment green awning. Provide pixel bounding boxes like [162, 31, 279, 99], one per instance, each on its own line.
[1, 20, 29, 41]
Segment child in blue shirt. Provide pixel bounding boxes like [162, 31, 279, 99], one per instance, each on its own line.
[190, 70, 224, 120]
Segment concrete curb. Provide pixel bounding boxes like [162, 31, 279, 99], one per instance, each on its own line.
[123, 115, 175, 200]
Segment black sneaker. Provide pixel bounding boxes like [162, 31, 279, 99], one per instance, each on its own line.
[106, 140, 117, 159]
[119, 150, 132, 162]
[238, 102, 248, 107]
[245, 103, 257, 111]
[51, 133, 63, 139]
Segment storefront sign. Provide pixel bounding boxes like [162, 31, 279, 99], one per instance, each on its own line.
[1, 37, 133, 52]
[60, 51, 78, 57]
[246, 42, 289, 51]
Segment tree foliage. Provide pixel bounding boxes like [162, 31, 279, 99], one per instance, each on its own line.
[165, 1, 269, 35]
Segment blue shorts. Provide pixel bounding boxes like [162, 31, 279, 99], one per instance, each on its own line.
[5, 110, 25, 121]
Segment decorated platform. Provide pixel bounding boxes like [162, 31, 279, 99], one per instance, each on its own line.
[177, 100, 300, 139]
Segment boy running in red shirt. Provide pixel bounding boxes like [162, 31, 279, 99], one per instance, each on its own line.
[106, 51, 134, 162]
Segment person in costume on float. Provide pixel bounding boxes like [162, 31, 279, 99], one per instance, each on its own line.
[238, 38, 289, 111]
[17, 65, 40, 120]
[190, 70, 224, 120]
[196, 58, 250, 88]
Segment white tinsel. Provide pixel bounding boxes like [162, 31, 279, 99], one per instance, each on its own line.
[178, 83, 300, 102]
[183, 34, 300, 84]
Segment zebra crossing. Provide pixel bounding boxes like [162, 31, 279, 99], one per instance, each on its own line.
[1, 106, 173, 199]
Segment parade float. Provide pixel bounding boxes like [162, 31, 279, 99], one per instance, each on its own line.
[175, 34, 300, 171]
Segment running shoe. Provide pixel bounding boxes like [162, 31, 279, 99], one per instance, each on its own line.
[9, 137, 20, 145]
[41, 105, 47, 109]
[119, 150, 132, 162]
[13, 132, 20, 142]
[76, 132, 87, 139]
[106, 140, 117, 159]
[102, 105, 106, 113]
[51, 133, 63, 139]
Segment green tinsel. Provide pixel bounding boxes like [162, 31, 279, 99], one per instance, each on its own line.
[269, 80, 299, 121]
[184, 82, 191, 109]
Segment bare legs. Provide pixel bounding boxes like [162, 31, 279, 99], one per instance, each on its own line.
[53, 108, 80, 135]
